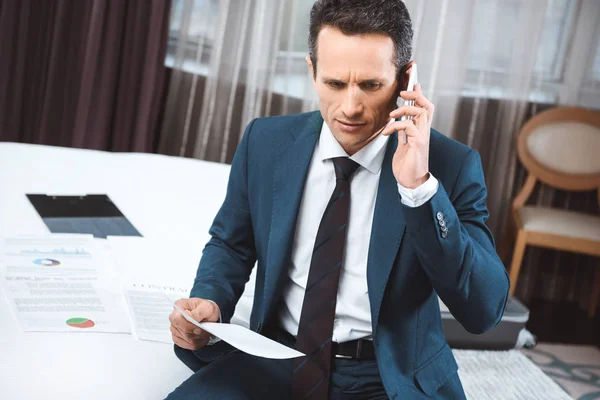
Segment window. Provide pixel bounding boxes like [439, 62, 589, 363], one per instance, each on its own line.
[278, 0, 312, 54]
[532, 0, 576, 81]
[167, 0, 219, 67]
[466, 0, 576, 81]
[165, 0, 599, 104]
[594, 41, 600, 81]
[273, 0, 314, 77]
[580, 30, 600, 107]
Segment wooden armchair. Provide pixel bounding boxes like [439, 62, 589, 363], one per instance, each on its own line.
[509, 107, 600, 317]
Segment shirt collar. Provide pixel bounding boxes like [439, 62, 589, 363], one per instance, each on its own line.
[318, 121, 389, 175]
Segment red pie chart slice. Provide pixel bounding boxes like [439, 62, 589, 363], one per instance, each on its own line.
[66, 318, 95, 328]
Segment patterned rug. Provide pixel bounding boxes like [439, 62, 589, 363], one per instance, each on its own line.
[521, 344, 600, 400]
[454, 349, 573, 399]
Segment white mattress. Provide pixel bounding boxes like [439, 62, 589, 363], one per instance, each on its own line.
[0, 142, 255, 399]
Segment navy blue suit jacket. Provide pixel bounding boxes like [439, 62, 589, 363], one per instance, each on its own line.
[188, 111, 510, 398]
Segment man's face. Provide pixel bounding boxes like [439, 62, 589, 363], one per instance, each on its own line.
[308, 27, 401, 155]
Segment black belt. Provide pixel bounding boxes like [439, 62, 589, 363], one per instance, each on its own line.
[332, 339, 375, 360]
[277, 327, 375, 360]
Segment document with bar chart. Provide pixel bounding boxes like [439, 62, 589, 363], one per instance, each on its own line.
[0, 235, 131, 333]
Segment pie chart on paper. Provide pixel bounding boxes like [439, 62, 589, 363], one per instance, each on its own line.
[66, 318, 95, 329]
[33, 258, 61, 266]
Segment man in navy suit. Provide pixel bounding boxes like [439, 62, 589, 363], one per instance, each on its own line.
[167, 1, 510, 399]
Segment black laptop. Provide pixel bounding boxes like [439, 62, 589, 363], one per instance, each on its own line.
[26, 194, 142, 239]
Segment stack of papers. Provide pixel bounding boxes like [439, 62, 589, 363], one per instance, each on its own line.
[0, 235, 303, 359]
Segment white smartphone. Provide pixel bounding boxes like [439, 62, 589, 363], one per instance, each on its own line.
[399, 63, 418, 144]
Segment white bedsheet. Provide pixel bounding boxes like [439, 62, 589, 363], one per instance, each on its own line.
[0, 142, 255, 399]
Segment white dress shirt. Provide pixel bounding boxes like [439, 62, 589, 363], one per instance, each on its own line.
[278, 122, 439, 343]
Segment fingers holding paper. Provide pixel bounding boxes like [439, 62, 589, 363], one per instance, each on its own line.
[169, 297, 220, 350]
[170, 324, 208, 350]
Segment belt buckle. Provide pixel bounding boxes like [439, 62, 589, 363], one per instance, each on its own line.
[335, 354, 352, 359]
[334, 342, 353, 359]
[334, 341, 362, 359]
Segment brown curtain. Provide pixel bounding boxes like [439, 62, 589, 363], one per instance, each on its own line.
[158, 70, 306, 162]
[0, 0, 171, 152]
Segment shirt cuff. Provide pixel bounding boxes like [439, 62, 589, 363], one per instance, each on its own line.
[205, 300, 222, 345]
[397, 174, 439, 208]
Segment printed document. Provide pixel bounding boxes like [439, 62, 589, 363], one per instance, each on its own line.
[0, 236, 130, 333]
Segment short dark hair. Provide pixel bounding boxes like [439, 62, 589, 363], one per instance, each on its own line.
[308, 0, 413, 78]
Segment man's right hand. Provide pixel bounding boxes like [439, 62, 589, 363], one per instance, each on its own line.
[169, 297, 221, 351]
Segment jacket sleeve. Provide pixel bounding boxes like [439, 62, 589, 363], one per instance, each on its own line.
[401, 149, 510, 334]
[189, 119, 257, 323]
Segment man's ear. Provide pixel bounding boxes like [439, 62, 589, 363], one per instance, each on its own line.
[306, 56, 315, 81]
[398, 60, 416, 92]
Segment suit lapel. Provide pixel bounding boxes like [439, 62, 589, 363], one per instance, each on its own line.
[367, 132, 407, 335]
[263, 112, 322, 320]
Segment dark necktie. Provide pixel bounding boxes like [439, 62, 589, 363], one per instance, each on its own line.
[292, 157, 360, 400]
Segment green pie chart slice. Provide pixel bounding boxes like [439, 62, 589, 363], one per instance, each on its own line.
[66, 318, 95, 328]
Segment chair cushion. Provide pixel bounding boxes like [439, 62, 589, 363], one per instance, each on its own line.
[518, 206, 600, 242]
[527, 122, 600, 175]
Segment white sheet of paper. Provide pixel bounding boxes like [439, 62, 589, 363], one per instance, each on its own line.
[124, 283, 189, 343]
[174, 304, 304, 359]
[0, 236, 131, 333]
[2, 274, 131, 333]
[438, 296, 449, 313]
[1, 235, 101, 276]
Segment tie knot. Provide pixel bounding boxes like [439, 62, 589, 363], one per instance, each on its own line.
[332, 157, 360, 181]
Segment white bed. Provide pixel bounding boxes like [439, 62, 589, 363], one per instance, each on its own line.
[0, 142, 257, 399]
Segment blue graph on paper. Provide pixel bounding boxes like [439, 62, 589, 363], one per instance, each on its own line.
[19, 247, 90, 256]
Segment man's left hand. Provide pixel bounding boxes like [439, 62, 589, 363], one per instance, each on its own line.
[381, 83, 434, 189]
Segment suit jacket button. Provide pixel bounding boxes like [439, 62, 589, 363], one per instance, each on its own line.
[439, 219, 446, 227]
[436, 211, 444, 221]
[441, 231, 448, 238]
[441, 225, 448, 232]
